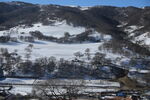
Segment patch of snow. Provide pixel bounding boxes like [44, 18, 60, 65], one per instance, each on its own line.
[85, 88, 117, 93]
[0, 20, 127, 64]
[0, 78, 120, 95]
[88, 32, 112, 41]
[142, 7, 146, 9]
[22, 20, 85, 38]
[129, 68, 150, 73]
[0, 78, 36, 84]
[134, 32, 150, 45]
[66, 6, 90, 11]
[130, 68, 137, 72]
[0, 41, 101, 60]
[80, 7, 90, 10]
[10, 85, 33, 96]
[0, 20, 86, 38]
[124, 25, 144, 35]
[125, 25, 138, 33]
[0, 40, 126, 63]
[145, 91, 150, 95]
[117, 22, 127, 27]
[67, 5, 77, 8]
[138, 70, 150, 73]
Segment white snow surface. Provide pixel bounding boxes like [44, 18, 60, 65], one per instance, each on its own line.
[0, 78, 120, 95]
[0, 21, 123, 61]
[0, 41, 101, 60]
[124, 25, 143, 33]
[123, 25, 150, 48]
[134, 32, 150, 45]
[88, 32, 112, 41]
[66, 5, 90, 11]
[10, 86, 33, 96]
[124, 25, 144, 38]
[80, 7, 90, 10]
[0, 78, 120, 86]
[0, 40, 126, 62]
[117, 22, 127, 28]
[0, 20, 86, 38]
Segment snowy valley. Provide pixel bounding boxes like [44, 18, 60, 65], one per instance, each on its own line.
[0, 1, 150, 99]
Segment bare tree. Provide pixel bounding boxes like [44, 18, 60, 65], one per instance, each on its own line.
[91, 52, 107, 69]
[33, 79, 85, 100]
[84, 48, 91, 60]
[74, 51, 83, 60]
[24, 44, 33, 61]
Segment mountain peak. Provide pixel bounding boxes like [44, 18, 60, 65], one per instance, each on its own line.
[4, 1, 33, 6]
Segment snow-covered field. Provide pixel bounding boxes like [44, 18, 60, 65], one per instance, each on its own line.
[0, 20, 125, 61]
[0, 21, 125, 95]
[0, 41, 101, 60]
[0, 78, 120, 95]
[0, 40, 126, 61]
[0, 21, 92, 60]
[9, 85, 119, 96]
[0, 20, 86, 38]
[0, 78, 120, 87]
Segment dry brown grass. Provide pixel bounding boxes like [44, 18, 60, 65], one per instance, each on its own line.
[118, 76, 138, 89]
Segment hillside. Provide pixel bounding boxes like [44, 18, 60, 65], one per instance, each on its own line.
[0, 1, 150, 89]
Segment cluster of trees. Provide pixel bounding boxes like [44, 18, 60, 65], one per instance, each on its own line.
[0, 29, 105, 44]
[0, 46, 149, 88]
[19, 36, 34, 42]
[30, 31, 57, 42]
[0, 36, 10, 43]
[0, 36, 148, 79]
[16, 57, 55, 77]
[33, 80, 85, 100]
[0, 46, 126, 79]
[98, 38, 150, 59]
[30, 30, 102, 44]
[74, 29, 98, 43]
[1, 45, 149, 86]
[4, 80, 85, 100]
[0, 48, 21, 76]
[126, 58, 150, 69]
[58, 29, 103, 43]
[99, 39, 132, 57]
[0, 34, 34, 43]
